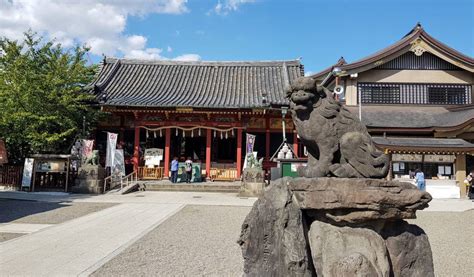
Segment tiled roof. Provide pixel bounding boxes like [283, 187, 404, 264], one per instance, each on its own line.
[346, 106, 474, 129]
[88, 58, 304, 109]
[373, 137, 474, 151]
[347, 105, 474, 128]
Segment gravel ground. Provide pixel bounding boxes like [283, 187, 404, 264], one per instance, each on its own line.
[408, 210, 474, 277]
[92, 205, 251, 277]
[0, 198, 117, 224]
[93, 206, 473, 277]
[0, 232, 25, 242]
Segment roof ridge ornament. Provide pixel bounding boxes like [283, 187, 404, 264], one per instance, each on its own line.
[410, 39, 427, 56]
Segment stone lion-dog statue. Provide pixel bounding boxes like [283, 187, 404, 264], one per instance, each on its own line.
[287, 77, 389, 178]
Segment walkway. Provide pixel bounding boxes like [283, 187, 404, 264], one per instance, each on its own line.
[0, 203, 184, 276]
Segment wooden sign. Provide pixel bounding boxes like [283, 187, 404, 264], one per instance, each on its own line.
[0, 139, 7, 164]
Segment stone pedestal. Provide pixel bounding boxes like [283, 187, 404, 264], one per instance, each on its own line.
[238, 177, 435, 277]
[72, 165, 105, 194]
[239, 168, 265, 197]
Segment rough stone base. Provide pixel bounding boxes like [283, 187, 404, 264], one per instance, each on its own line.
[238, 177, 435, 277]
[237, 177, 314, 276]
[381, 220, 435, 277]
[239, 182, 265, 197]
[309, 220, 390, 277]
[72, 165, 105, 194]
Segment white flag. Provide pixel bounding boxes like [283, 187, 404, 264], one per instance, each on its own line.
[106, 132, 118, 167]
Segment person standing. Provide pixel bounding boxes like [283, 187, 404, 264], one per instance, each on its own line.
[464, 171, 473, 198]
[415, 168, 426, 191]
[185, 157, 193, 183]
[170, 157, 179, 183]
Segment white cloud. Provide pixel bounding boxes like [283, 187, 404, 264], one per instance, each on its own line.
[173, 54, 201, 61]
[211, 0, 256, 15]
[167, 46, 173, 52]
[304, 71, 314, 77]
[0, 0, 195, 60]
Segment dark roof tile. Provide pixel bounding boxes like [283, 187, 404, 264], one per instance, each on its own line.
[89, 58, 303, 109]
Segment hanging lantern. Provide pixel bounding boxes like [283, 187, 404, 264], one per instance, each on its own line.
[198, 128, 201, 136]
[191, 129, 194, 138]
[220, 131, 223, 140]
[231, 129, 234, 136]
[146, 129, 149, 138]
[183, 130, 185, 138]
[160, 129, 163, 137]
[154, 131, 157, 138]
[214, 130, 216, 138]
[225, 131, 228, 139]
[176, 128, 178, 136]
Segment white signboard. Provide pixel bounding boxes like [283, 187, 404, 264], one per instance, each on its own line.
[21, 158, 34, 188]
[144, 148, 163, 167]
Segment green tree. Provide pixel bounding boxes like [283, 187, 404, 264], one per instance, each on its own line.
[0, 31, 99, 164]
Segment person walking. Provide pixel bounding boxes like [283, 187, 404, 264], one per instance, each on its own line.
[184, 157, 193, 183]
[414, 168, 426, 191]
[170, 157, 179, 183]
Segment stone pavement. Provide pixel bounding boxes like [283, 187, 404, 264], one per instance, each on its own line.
[0, 203, 184, 276]
[0, 190, 470, 276]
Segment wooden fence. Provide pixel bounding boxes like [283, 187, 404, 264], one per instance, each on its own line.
[138, 167, 164, 180]
[210, 168, 237, 181]
[0, 165, 23, 189]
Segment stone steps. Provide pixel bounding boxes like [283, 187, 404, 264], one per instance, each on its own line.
[139, 182, 241, 193]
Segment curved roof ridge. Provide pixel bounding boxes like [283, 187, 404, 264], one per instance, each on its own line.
[336, 23, 473, 73]
[104, 57, 302, 67]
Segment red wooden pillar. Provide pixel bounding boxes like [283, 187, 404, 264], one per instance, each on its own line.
[293, 132, 299, 158]
[133, 126, 140, 172]
[236, 128, 243, 179]
[206, 129, 212, 179]
[164, 128, 171, 179]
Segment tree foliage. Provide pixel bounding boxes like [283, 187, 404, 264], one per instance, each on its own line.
[0, 31, 99, 164]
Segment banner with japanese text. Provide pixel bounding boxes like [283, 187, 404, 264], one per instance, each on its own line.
[105, 132, 118, 167]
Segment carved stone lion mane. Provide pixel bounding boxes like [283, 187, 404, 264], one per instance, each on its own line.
[287, 77, 389, 178]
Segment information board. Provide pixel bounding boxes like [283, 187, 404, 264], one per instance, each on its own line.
[21, 158, 34, 188]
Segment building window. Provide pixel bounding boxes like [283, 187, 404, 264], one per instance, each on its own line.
[428, 87, 466, 105]
[358, 83, 471, 105]
[360, 85, 400, 104]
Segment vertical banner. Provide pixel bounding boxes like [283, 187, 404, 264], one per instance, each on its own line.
[246, 134, 256, 154]
[0, 139, 7, 164]
[82, 140, 94, 161]
[21, 158, 34, 189]
[113, 149, 126, 176]
[106, 132, 118, 167]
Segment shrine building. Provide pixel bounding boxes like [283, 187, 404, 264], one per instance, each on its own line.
[88, 59, 304, 181]
[312, 23, 474, 196]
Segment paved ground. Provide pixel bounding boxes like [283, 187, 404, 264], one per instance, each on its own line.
[0, 203, 184, 276]
[0, 198, 116, 224]
[0, 191, 472, 276]
[92, 205, 250, 276]
[408, 210, 474, 277]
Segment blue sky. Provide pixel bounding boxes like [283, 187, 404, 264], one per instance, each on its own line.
[2, 0, 473, 74]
